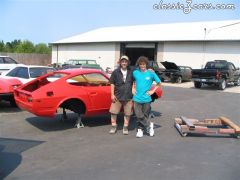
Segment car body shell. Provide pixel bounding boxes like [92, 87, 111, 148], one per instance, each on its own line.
[14, 69, 162, 118]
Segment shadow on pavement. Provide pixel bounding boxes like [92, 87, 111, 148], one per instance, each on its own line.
[0, 101, 22, 114]
[0, 138, 44, 179]
[25, 113, 112, 132]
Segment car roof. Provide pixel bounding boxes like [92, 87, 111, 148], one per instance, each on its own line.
[13, 65, 53, 68]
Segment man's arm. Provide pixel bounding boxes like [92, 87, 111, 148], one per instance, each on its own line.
[111, 84, 118, 102]
[147, 72, 161, 95]
[147, 83, 161, 96]
[132, 82, 136, 95]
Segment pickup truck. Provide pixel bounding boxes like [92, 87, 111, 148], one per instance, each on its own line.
[192, 60, 240, 90]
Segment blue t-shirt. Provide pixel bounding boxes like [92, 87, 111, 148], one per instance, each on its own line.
[133, 69, 161, 103]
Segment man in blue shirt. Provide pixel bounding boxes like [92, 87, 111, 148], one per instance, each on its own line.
[132, 56, 161, 138]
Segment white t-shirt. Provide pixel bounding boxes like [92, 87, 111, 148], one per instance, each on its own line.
[121, 68, 127, 82]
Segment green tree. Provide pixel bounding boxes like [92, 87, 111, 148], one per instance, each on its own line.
[16, 40, 35, 53]
[5, 42, 14, 52]
[35, 43, 51, 54]
[11, 39, 22, 52]
[0, 40, 5, 52]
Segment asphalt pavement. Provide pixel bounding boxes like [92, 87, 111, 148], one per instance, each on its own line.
[0, 84, 240, 180]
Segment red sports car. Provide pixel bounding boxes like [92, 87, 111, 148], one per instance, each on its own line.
[14, 69, 162, 127]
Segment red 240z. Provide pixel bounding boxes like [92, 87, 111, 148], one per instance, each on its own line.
[14, 69, 162, 128]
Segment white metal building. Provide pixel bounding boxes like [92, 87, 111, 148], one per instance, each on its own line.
[51, 20, 240, 69]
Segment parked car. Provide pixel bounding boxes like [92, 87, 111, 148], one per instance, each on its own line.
[0, 65, 54, 106]
[192, 60, 240, 90]
[14, 69, 162, 121]
[147, 61, 165, 78]
[0, 56, 23, 75]
[62, 59, 103, 71]
[151, 61, 192, 83]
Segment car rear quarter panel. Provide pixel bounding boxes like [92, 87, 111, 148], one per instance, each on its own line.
[31, 81, 91, 116]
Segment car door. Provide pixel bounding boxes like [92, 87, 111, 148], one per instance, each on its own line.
[14, 67, 30, 83]
[4, 67, 29, 83]
[83, 73, 111, 112]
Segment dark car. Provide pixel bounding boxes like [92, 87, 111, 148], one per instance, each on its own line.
[158, 61, 192, 83]
[147, 61, 165, 78]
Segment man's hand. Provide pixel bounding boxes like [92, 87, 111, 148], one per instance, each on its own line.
[111, 95, 118, 103]
[132, 88, 136, 95]
[147, 90, 154, 96]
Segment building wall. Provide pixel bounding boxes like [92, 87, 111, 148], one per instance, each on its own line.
[52, 41, 240, 70]
[162, 41, 240, 68]
[0, 52, 51, 65]
[52, 43, 117, 70]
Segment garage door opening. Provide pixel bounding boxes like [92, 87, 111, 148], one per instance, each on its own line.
[121, 43, 157, 66]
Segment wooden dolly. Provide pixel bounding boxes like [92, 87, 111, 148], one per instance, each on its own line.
[175, 116, 240, 139]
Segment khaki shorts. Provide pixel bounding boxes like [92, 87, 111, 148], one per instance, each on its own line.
[109, 100, 133, 116]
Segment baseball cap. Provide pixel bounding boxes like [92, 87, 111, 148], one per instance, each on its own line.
[120, 55, 129, 61]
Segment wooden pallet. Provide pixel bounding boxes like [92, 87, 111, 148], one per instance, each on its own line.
[175, 116, 240, 139]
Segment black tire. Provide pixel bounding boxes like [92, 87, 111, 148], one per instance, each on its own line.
[218, 79, 227, 90]
[161, 78, 165, 82]
[194, 81, 202, 88]
[176, 76, 182, 83]
[234, 77, 240, 86]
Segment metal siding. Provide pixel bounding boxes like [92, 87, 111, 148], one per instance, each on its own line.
[162, 41, 240, 68]
[52, 43, 116, 70]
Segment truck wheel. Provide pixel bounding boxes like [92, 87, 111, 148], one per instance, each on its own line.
[176, 76, 182, 83]
[194, 81, 202, 88]
[234, 77, 240, 86]
[218, 79, 226, 90]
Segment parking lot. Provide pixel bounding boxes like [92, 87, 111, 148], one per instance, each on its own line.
[0, 83, 240, 180]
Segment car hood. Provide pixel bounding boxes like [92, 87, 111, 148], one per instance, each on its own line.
[0, 77, 22, 93]
[161, 61, 179, 70]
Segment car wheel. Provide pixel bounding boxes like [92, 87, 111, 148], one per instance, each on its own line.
[218, 79, 226, 90]
[176, 76, 182, 83]
[194, 81, 202, 88]
[234, 77, 240, 86]
[161, 78, 165, 82]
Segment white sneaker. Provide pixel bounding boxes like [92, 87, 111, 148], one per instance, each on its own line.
[136, 129, 143, 138]
[149, 122, 154, 137]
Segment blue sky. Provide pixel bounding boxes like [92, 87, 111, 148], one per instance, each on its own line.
[1, 0, 239, 44]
